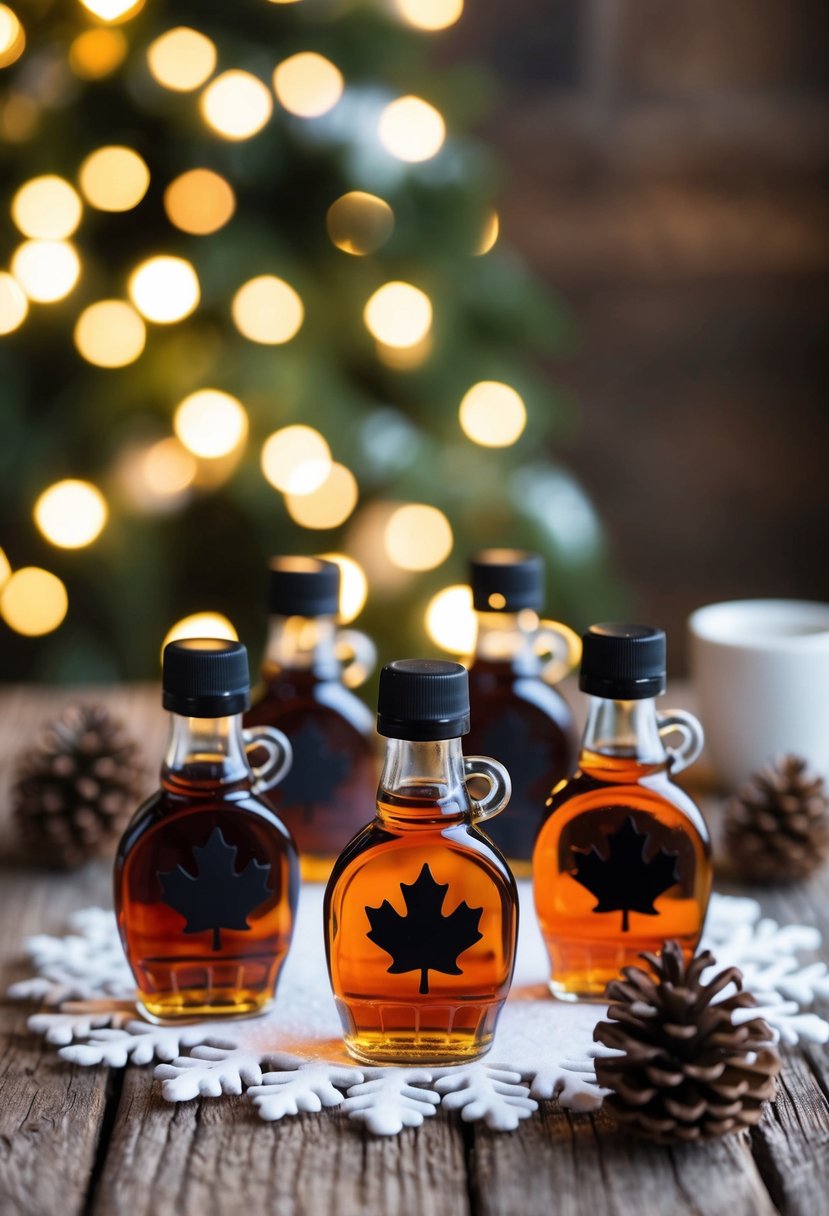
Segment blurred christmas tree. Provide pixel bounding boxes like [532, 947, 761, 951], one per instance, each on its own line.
[0, 0, 625, 683]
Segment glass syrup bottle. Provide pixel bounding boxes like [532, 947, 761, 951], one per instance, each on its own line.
[325, 659, 518, 1066]
[244, 557, 378, 882]
[533, 624, 712, 1000]
[115, 638, 299, 1022]
[465, 550, 580, 872]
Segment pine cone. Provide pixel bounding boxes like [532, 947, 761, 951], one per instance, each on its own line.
[725, 755, 829, 883]
[594, 941, 780, 1143]
[12, 703, 145, 869]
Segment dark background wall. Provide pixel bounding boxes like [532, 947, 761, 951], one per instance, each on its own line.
[449, 0, 829, 672]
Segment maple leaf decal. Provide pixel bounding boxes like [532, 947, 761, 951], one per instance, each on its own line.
[273, 720, 350, 823]
[158, 826, 272, 951]
[569, 815, 679, 933]
[365, 864, 483, 995]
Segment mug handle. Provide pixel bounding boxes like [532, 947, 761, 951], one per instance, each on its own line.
[335, 628, 377, 690]
[464, 755, 512, 823]
[535, 619, 582, 687]
[243, 725, 293, 794]
[657, 709, 704, 775]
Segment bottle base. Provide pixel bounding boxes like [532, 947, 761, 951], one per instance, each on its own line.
[547, 978, 610, 1004]
[335, 997, 502, 1066]
[343, 1031, 494, 1067]
[137, 990, 275, 1024]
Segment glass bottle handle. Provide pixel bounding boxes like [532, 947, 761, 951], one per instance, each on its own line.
[243, 725, 293, 794]
[334, 628, 377, 689]
[536, 619, 582, 686]
[657, 709, 704, 776]
[464, 755, 512, 823]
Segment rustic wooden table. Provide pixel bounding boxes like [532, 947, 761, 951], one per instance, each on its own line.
[1, 684, 828, 1216]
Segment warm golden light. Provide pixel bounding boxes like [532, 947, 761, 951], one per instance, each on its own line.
[147, 27, 216, 92]
[78, 0, 143, 22]
[459, 380, 527, 447]
[164, 169, 235, 235]
[0, 547, 10, 588]
[11, 176, 82, 240]
[273, 52, 343, 118]
[174, 389, 248, 459]
[128, 256, 199, 324]
[426, 584, 476, 654]
[1, 567, 68, 637]
[0, 271, 27, 333]
[34, 479, 108, 549]
[162, 612, 237, 658]
[395, 0, 463, 30]
[261, 425, 331, 495]
[12, 240, 80, 303]
[285, 462, 358, 529]
[1, 93, 38, 142]
[231, 275, 303, 345]
[375, 333, 432, 371]
[385, 503, 453, 571]
[79, 146, 149, 212]
[378, 95, 445, 162]
[363, 280, 431, 349]
[142, 437, 197, 497]
[201, 70, 273, 140]
[320, 552, 367, 623]
[69, 29, 127, 79]
[73, 299, 146, 368]
[0, 6, 25, 69]
[476, 208, 499, 255]
[326, 191, 394, 256]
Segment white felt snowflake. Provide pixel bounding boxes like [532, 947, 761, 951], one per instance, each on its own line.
[340, 1070, 440, 1135]
[433, 1064, 537, 1129]
[249, 1062, 363, 1120]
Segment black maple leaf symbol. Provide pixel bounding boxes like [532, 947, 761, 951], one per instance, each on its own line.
[365, 864, 483, 995]
[570, 815, 679, 933]
[274, 720, 350, 823]
[158, 826, 272, 951]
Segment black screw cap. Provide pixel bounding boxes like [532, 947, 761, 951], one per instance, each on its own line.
[377, 658, 470, 740]
[267, 556, 340, 618]
[469, 549, 544, 613]
[162, 637, 251, 718]
[579, 623, 666, 700]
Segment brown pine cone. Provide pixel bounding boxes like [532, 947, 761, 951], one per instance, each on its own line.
[725, 755, 829, 883]
[594, 941, 780, 1143]
[12, 703, 145, 869]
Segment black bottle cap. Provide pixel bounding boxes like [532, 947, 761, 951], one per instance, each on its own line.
[377, 658, 471, 740]
[267, 556, 340, 618]
[470, 549, 544, 613]
[162, 638, 251, 717]
[579, 623, 666, 700]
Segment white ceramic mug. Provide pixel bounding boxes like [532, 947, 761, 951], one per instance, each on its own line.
[688, 599, 829, 790]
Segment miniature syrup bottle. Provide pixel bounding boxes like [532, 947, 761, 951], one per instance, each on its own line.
[465, 550, 580, 871]
[325, 659, 518, 1066]
[244, 557, 377, 881]
[115, 638, 299, 1022]
[533, 624, 712, 1000]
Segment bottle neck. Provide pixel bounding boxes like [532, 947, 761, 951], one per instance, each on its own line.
[378, 736, 470, 822]
[264, 613, 340, 680]
[161, 713, 252, 795]
[473, 608, 541, 675]
[580, 695, 668, 780]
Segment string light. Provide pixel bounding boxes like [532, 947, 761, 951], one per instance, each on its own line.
[0, 5, 25, 68]
[1, 567, 68, 637]
[128, 256, 199, 323]
[79, 146, 149, 212]
[68, 29, 127, 79]
[261, 426, 331, 495]
[74, 300, 146, 368]
[78, 0, 144, 22]
[395, 0, 463, 30]
[12, 240, 80, 303]
[476, 209, 499, 255]
[146, 27, 216, 92]
[173, 390, 248, 459]
[34, 479, 108, 549]
[273, 52, 343, 118]
[164, 169, 235, 235]
[364, 281, 431, 348]
[162, 612, 237, 657]
[459, 381, 527, 447]
[425, 584, 476, 654]
[0, 272, 27, 333]
[384, 503, 452, 571]
[11, 176, 82, 240]
[201, 71, 272, 140]
[378, 95, 445, 162]
[231, 275, 303, 345]
[320, 552, 367, 623]
[285, 463, 358, 529]
[326, 191, 394, 256]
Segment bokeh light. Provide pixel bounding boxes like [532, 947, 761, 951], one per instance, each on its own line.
[0, 548, 10, 588]
[34, 479, 108, 549]
[0, 271, 28, 333]
[79, 146, 149, 212]
[128, 256, 199, 323]
[364, 281, 432, 348]
[384, 503, 453, 571]
[326, 191, 394, 256]
[164, 169, 235, 235]
[476, 209, 499, 255]
[201, 70, 273, 140]
[374, 333, 432, 371]
[147, 27, 216, 91]
[142, 437, 197, 497]
[261, 426, 331, 495]
[320, 552, 367, 623]
[1, 567, 68, 637]
[12, 240, 80, 303]
[395, 0, 463, 30]
[1, 93, 38, 142]
[69, 29, 127, 79]
[0, 5, 25, 68]
[425, 584, 476, 654]
[273, 52, 343, 118]
[285, 463, 358, 529]
[11, 176, 82, 239]
[162, 612, 237, 658]
[174, 390, 248, 459]
[459, 380, 527, 447]
[78, 0, 143, 22]
[378, 95, 445, 162]
[231, 275, 303, 344]
[73, 300, 146, 368]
